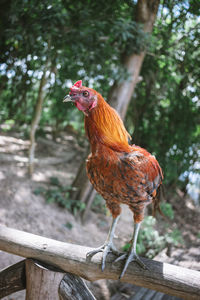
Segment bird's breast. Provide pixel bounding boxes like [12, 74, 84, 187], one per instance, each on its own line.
[86, 150, 149, 206]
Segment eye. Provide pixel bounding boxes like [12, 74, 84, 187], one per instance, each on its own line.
[83, 91, 89, 97]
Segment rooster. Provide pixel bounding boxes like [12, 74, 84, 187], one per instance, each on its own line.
[63, 80, 163, 278]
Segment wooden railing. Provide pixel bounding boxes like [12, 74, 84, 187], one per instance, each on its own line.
[0, 225, 200, 299]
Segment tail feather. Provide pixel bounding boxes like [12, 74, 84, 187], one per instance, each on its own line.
[152, 185, 166, 218]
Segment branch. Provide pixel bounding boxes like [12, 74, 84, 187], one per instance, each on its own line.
[0, 225, 199, 299]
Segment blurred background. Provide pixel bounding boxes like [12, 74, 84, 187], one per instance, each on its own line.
[0, 0, 200, 299]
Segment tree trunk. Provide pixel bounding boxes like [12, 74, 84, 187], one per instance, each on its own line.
[108, 53, 145, 119]
[28, 63, 49, 176]
[109, 0, 160, 117]
[72, 0, 160, 220]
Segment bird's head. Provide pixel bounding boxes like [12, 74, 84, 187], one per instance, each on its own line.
[63, 80, 98, 116]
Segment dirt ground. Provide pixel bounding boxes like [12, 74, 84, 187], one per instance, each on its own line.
[0, 131, 199, 300]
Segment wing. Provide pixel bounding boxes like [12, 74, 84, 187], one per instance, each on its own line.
[120, 145, 163, 197]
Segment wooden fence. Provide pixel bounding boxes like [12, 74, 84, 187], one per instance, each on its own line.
[0, 225, 200, 299]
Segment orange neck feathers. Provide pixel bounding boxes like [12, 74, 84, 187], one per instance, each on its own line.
[85, 93, 131, 153]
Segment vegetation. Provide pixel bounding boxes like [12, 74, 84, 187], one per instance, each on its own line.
[1, 0, 199, 190]
[123, 213, 184, 259]
[127, 0, 200, 187]
[34, 177, 86, 216]
[0, 0, 199, 228]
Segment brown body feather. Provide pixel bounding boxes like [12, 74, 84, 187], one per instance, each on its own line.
[85, 92, 163, 223]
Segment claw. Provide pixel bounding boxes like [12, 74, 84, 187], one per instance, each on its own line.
[117, 250, 149, 279]
[113, 253, 127, 263]
[86, 216, 121, 271]
[86, 242, 120, 271]
[86, 247, 104, 258]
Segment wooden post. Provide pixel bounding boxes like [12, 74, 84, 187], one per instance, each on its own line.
[25, 259, 95, 300]
[25, 259, 64, 300]
[0, 225, 200, 299]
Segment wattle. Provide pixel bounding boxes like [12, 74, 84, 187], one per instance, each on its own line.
[75, 101, 86, 112]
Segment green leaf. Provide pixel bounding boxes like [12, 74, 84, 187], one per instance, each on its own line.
[65, 222, 73, 230]
[49, 177, 61, 186]
[33, 187, 45, 195]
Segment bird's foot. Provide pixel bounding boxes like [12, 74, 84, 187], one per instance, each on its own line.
[86, 242, 120, 271]
[114, 250, 148, 279]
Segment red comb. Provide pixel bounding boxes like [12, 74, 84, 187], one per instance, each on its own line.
[69, 80, 82, 95]
[73, 80, 82, 88]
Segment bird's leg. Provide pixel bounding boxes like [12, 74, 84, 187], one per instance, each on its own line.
[86, 215, 120, 271]
[115, 222, 148, 279]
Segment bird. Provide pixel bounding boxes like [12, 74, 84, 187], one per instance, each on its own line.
[63, 80, 163, 278]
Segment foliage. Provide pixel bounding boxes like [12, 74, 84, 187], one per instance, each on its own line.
[123, 215, 184, 258]
[126, 0, 200, 188]
[33, 177, 85, 216]
[65, 222, 73, 230]
[0, 0, 199, 195]
[0, 0, 146, 130]
[160, 202, 174, 220]
[164, 228, 184, 247]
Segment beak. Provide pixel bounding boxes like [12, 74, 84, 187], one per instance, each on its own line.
[63, 94, 73, 102]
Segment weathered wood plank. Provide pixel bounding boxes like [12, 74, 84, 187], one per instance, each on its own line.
[0, 259, 26, 298]
[0, 225, 199, 300]
[59, 273, 96, 300]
